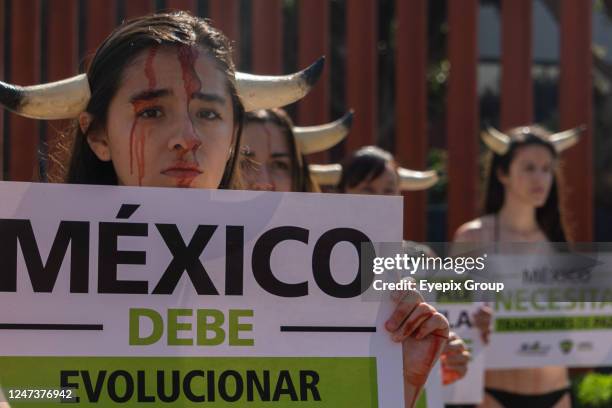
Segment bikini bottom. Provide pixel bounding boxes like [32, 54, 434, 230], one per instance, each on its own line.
[485, 387, 571, 408]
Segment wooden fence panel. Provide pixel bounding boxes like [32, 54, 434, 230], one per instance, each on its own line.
[345, 0, 377, 152]
[208, 0, 240, 63]
[395, 0, 428, 241]
[166, 0, 197, 13]
[0, 0, 5, 179]
[9, 0, 41, 181]
[125, 0, 155, 20]
[45, 0, 78, 182]
[297, 0, 330, 163]
[252, 0, 283, 74]
[559, 0, 593, 241]
[447, 0, 480, 238]
[84, 0, 117, 62]
[501, 0, 533, 128]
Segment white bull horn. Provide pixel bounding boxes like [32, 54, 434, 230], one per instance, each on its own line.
[397, 167, 439, 191]
[0, 74, 90, 120]
[547, 126, 585, 152]
[309, 164, 342, 186]
[0, 57, 325, 119]
[309, 163, 438, 191]
[293, 110, 353, 154]
[481, 127, 511, 155]
[236, 57, 325, 112]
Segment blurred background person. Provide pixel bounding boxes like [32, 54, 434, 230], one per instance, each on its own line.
[453, 125, 582, 408]
[240, 108, 352, 192]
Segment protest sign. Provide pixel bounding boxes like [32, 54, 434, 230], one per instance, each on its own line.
[0, 182, 405, 406]
[440, 304, 485, 405]
[484, 251, 612, 369]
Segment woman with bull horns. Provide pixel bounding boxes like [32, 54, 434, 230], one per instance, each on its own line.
[310, 145, 439, 194]
[240, 108, 353, 192]
[0, 11, 449, 408]
[454, 124, 583, 408]
[311, 146, 472, 388]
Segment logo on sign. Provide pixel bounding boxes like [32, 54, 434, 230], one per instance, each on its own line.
[517, 341, 551, 356]
[559, 340, 574, 354]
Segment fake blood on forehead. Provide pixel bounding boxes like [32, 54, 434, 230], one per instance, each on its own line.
[177, 45, 202, 99]
[129, 46, 159, 186]
[174, 45, 203, 188]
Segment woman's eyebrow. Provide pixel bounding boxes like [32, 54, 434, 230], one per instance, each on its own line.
[271, 152, 290, 158]
[192, 91, 226, 104]
[129, 89, 171, 103]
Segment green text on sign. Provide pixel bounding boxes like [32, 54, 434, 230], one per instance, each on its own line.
[496, 315, 612, 332]
[0, 356, 378, 407]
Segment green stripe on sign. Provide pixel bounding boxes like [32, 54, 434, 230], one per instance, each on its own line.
[496, 315, 612, 332]
[415, 389, 428, 408]
[0, 356, 378, 407]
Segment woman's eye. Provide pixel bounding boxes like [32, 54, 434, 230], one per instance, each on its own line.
[137, 107, 163, 119]
[271, 161, 290, 171]
[196, 109, 220, 120]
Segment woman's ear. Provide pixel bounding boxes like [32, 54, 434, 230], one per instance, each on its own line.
[496, 166, 509, 186]
[80, 112, 111, 162]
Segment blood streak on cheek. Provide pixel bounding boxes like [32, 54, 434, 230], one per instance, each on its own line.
[129, 46, 158, 186]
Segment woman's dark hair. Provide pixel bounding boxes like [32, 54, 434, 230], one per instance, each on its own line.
[337, 146, 395, 192]
[62, 11, 244, 188]
[243, 108, 319, 192]
[483, 125, 569, 242]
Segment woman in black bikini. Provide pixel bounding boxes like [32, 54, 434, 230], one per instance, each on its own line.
[454, 125, 583, 408]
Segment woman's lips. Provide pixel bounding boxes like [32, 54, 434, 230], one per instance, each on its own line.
[161, 163, 202, 179]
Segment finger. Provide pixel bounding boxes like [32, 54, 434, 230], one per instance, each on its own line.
[443, 361, 469, 373]
[442, 366, 467, 384]
[442, 351, 471, 365]
[385, 295, 419, 332]
[390, 277, 421, 303]
[481, 330, 490, 345]
[473, 315, 491, 325]
[391, 276, 415, 303]
[444, 340, 467, 354]
[391, 302, 436, 342]
[385, 287, 424, 332]
[414, 311, 450, 340]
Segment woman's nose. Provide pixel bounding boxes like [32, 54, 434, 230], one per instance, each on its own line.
[168, 117, 202, 152]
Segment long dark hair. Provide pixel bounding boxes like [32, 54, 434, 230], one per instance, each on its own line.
[483, 126, 568, 242]
[243, 108, 319, 192]
[337, 146, 396, 193]
[63, 11, 244, 188]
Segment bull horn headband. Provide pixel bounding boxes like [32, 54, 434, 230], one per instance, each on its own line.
[481, 125, 584, 155]
[309, 163, 438, 191]
[0, 57, 325, 120]
[293, 110, 353, 154]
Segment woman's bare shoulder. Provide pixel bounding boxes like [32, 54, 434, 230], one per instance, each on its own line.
[453, 215, 495, 242]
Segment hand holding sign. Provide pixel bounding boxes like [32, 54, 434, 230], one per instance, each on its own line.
[384, 279, 450, 407]
[472, 304, 493, 344]
[441, 332, 471, 385]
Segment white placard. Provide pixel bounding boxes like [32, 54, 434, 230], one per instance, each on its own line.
[0, 181, 406, 407]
